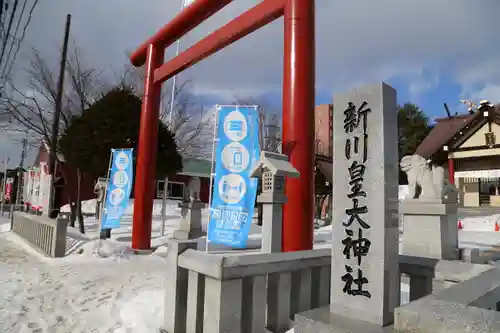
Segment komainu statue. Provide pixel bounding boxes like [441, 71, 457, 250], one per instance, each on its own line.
[400, 154, 457, 201]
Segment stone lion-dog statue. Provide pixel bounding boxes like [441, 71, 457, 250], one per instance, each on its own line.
[400, 154, 457, 201]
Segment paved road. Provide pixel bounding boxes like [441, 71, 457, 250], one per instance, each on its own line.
[458, 207, 500, 218]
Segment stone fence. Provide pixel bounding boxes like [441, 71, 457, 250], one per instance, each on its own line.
[11, 212, 68, 257]
[162, 239, 500, 333]
[395, 256, 500, 332]
[162, 239, 331, 333]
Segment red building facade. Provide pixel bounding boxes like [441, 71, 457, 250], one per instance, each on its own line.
[33, 144, 212, 209]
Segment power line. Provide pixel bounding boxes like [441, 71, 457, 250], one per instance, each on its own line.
[1, 0, 37, 80]
[0, 1, 6, 34]
[0, 0, 8, 40]
[1, 0, 27, 75]
[0, 0, 19, 68]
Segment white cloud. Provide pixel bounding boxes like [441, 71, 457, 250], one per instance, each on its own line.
[10, 0, 500, 109]
[469, 85, 500, 104]
[405, 69, 441, 102]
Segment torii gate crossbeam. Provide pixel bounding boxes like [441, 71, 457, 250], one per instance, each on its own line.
[129, 0, 315, 252]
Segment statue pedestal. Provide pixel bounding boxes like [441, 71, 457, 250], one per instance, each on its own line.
[173, 201, 206, 240]
[400, 198, 458, 260]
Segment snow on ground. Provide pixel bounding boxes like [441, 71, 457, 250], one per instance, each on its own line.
[2, 195, 500, 332]
[61, 199, 190, 256]
[0, 214, 11, 232]
[0, 233, 167, 333]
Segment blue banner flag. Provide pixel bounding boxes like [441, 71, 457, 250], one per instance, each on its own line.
[101, 149, 134, 230]
[207, 105, 261, 248]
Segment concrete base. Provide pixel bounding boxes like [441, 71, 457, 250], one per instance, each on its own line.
[294, 307, 394, 333]
[132, 248, 154, 255]
[400, 199, 458, 260]
[172, 229, 205, 240]
[174, 201, 206, 241]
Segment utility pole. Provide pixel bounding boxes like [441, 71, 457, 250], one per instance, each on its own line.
[48, 13, 71, 174]
[15, 136, 27, 206]
[0, 156, 9, 215]
[48, 13, 71, 214]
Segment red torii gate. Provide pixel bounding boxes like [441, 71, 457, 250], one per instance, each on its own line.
[129, 0, 315, 252]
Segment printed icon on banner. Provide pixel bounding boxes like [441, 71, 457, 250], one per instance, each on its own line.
[212, 208, 221, 220]
[113, 170, 129, 188]
[115, 152, 130, 170]
[109, 188, 126, 205]
[218, 174, 247, 204]
[223, 111, 248, 142]
[107, 205, 123, 219]
[222, 142, 250, 173]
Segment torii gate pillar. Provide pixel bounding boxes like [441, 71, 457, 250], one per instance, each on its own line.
[129, 0, 315, 252]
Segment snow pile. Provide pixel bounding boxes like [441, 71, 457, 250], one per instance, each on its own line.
[59, 198, 98, 214]
[0, 216, 11, 233]
[58, 199, 195, 256]
[86, 239, 134, 259]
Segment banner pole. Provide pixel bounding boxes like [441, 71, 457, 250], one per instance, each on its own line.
[96, 149, 114, 254]
[206, 105, 220, 253]
[160, 176, 168, 236]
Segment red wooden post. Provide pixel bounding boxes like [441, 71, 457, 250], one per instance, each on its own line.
[129, 0, 316, 251]
[131, 44, 164, 250]
[282, 0, 315, 252]
[448, 158, 455, 185]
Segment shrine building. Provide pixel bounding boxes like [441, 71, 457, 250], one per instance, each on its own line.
[416, 103, 500, 207]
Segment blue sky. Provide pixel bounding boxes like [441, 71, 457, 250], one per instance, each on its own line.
[196, 77, 469, 125]
[1, 0, 500, 167]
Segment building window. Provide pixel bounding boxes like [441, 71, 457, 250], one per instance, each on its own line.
[157, 180, 165, 198]
[156, 180, 185, 199]
[169, 182, 185, 199]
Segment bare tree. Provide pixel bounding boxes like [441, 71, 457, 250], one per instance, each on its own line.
[232, 96, 282, 152]
[0, 44, 102, 232]
[165, 82, 215, 158]
[119, 64, 214, 158]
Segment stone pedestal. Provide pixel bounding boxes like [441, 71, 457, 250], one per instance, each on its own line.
[173, 201, 206, 240]
[400, 198, 458, 260]
[258, 192, 286, 253]
[294, 307, 394, 333]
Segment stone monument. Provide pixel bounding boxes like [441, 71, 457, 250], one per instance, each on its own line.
[400, 153, 459, 260]
[296, 83, 401, 332]
[250, 151, 300, 253]
[174, 177, 206, 240]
